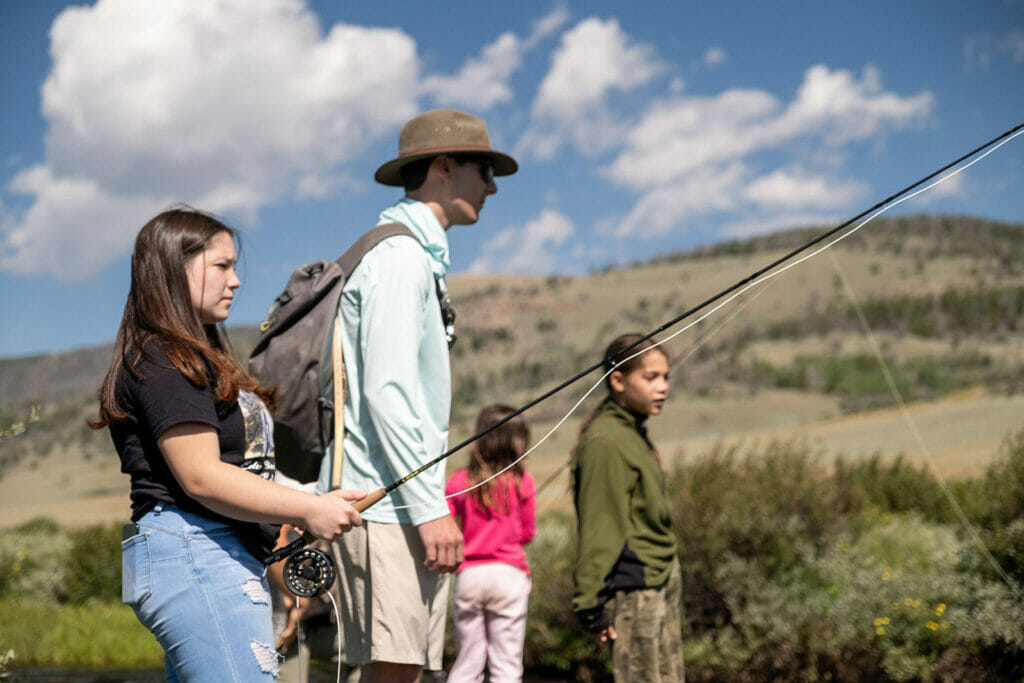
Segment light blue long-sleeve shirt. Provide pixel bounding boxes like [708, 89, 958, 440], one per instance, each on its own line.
[317, 199, 452, 525]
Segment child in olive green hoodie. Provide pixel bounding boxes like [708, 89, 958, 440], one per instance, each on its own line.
[572, 333, 684, 683]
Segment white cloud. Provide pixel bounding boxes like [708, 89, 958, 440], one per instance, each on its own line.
[768, 65, 934, 145]
[613, 163, 749, 238]
[720, 212, 842, 240]
[469, 208, 574, 273]
[603, 89, 780, 190]
[525, 4, 571, 49]
[743, 167, 868, 209]
[421, 5, 570, 111]
[604, 64, 933, 238]
[421, 32, 523, 109]
[964, 30, 1024, 71]
[910, 169, 966, 204]
[703, 46, 727, 66]
[2, 165, 159, 279]
[2, 0, 419, 280]
[520, 17, 662, 159]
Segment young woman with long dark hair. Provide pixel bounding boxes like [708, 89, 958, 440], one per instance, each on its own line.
[92, 207, 363, 682]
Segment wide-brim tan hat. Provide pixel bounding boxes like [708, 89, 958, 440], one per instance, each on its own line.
[375, 109, 518, 186]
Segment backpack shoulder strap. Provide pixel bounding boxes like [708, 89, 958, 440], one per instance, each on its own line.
[328, 221, 415, 491]
[336, 222, 415, 274]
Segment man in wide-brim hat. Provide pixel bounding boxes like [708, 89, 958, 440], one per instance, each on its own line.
[375, 108, 517, 186]
[318, 109, 517, 683]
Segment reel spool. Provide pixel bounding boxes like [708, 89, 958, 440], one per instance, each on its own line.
[282, 547, 336, 598]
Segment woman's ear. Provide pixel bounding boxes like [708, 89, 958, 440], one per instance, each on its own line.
[608, 369, 626, 395]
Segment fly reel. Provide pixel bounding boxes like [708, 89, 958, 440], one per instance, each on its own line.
[282, 546, 336, 598]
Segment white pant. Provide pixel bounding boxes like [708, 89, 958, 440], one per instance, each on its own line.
[447, 563, 531, 683]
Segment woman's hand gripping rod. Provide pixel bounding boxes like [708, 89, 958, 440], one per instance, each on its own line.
[265, 490, 386, 565]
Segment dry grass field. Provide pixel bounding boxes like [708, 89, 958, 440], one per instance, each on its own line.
[2, 214, 1022, 531]
[3, 385, 1019, 530]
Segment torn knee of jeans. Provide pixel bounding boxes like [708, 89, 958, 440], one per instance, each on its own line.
[241, 577, 270, 605]
[250, 640, 280, 676]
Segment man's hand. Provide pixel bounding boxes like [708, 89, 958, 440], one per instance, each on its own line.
[417, 514, 464, 573]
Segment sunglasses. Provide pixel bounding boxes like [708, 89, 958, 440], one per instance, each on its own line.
[477, 161, 495, 184]
[454, 155, 495, 184]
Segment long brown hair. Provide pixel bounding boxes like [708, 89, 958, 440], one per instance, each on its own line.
[91, 207, 274, 428]
[466, 404, 530, 513]
[576, 333, 669, 438]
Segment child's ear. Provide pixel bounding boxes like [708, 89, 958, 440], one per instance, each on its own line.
[609, 369, 626, 395]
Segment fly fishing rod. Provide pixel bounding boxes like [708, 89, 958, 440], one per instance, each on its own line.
[351, 120, 1024, 508]
[273, 120, 1024, 597]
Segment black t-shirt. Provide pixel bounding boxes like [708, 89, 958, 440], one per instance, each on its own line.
[109, 342, 279, 561]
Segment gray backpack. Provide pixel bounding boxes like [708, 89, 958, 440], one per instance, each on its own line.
[248, 223, 413, 483]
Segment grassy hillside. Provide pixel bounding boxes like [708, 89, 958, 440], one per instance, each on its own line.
[2, 213, 1023, 530]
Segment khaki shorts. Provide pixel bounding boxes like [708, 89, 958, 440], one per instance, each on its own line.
[330, 521, 450, 669]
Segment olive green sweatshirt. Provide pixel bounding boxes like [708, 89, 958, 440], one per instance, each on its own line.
[571, 399, 678, 631]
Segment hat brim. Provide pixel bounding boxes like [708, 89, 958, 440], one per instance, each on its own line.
[375, 147, 518, 187]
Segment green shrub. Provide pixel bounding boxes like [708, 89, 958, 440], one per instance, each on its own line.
[694, 512, 1024, 682]
[836, 456, 953, 523]
[977, 427, 1024, 525]
[954, 427, 1024, 588]
[670, 439, 1024, 681]
[0, 517, 70, 603]
[65, 524, 122, 605]
[524, 512, 610, 680]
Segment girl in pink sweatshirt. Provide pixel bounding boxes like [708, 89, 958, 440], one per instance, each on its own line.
[446, 404, 537, 683]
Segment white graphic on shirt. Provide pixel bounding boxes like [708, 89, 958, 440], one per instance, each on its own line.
[238, 391, 276, 481]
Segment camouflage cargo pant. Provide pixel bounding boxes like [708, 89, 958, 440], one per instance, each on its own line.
[606, 557, 685, 683]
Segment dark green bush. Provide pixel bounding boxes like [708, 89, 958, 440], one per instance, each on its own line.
[835, 456, 953, 523]
[524, 511, 611, 680]
[6, 429, 1024, 679]
[667, 437, 1024, 681]
[64, 524, 122, 604]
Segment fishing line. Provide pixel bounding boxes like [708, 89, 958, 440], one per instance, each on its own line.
[285, 588, 346, 683]
[359, 121, 1024, 512]
[672, 278, 778, 370]
[531, 280, 777, 517]
[327, 590, 344, 683]
[280, 124, 1022, 683]
[828, 249, 1024, 599]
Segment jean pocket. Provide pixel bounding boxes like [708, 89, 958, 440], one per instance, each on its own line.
[121, 533, 152, 606]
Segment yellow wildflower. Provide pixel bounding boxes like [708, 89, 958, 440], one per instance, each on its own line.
[935, 603, 946, 616]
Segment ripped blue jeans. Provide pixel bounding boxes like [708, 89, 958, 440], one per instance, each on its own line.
[122, 504, 278, 681]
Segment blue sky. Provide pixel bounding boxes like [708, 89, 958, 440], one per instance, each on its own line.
[1, 0, 1022, 359]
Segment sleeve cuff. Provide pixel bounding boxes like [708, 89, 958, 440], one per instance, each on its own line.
[576, 606, 611, 633]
